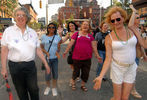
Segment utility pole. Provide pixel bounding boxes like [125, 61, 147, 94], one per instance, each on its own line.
[99, 1, 102, 24]
[46, 0, 48, 25]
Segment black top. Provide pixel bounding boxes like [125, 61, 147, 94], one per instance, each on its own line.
[95, 31, 110, 51]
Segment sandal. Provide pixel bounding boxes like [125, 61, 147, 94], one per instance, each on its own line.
[81, 86, 88, 92]
[71, 83, 76, 90]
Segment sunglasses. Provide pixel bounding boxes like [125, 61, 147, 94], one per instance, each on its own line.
[48, 27, 55, 29]
[111, 18, 121, 23]
[136, 17, 140, 19]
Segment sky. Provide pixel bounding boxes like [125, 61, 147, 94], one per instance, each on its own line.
[19, 0, 111, 21]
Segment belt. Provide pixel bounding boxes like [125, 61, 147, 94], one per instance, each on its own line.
[112, 58, 134, 67]
[9, 60, 34, 64]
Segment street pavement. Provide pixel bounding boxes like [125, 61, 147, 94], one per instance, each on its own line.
[0, 44, 147, 100]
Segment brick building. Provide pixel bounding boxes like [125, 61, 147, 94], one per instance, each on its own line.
[58, 0, 105, 27]
[22, 4, 38, 23]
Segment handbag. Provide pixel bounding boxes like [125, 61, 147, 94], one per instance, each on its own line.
[67, 51, 73, 64]
[67, 32, 78, 64]
[42, 35, 55, 70]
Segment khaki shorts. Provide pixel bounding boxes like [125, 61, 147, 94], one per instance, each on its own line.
[110, 61, 137, 84]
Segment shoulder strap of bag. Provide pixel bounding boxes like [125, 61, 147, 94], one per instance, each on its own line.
[75, 32, 79, 44]
[47, 35, 55, 52]
[72, 32, 79, 52]
[45, 35, 55, 59]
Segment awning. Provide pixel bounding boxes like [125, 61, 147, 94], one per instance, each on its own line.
[133, 0, 147, 9]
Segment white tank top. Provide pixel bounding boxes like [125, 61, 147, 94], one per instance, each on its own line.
[109, 34, 137, 64]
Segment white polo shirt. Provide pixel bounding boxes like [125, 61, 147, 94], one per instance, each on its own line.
[1, 25, 40, 62]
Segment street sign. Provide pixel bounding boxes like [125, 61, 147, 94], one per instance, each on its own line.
[0, 18, 12, 24]
[48, 0, 64, 4]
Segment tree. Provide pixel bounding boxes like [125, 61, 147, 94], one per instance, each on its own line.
[28, 21, 41, 30]
[0, 0, 18, 18]
[104, 0, 132, 17]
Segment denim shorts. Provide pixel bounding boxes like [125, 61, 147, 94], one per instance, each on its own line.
[45, 58, 58, 81]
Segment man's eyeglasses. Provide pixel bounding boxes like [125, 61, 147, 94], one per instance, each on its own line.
[48, 27, 55, 29]
[111, 18, 121, 23]
[16, 14, 26, 18]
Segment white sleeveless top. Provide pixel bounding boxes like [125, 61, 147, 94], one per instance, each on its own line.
[109, 34, 137, 64]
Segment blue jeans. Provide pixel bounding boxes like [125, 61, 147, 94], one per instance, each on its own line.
[135, 57, 139, 66]
[96, 50, 106, 77]
[8, 61, 39, 100]
[45, 58, 58, 81]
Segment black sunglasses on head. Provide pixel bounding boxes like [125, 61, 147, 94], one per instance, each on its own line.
[48, 26, 55, 29]
[111, 18, 121, 23]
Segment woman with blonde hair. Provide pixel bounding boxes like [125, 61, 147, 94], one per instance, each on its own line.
[93, 6, 138, 100]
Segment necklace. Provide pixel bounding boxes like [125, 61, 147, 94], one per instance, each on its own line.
[114, 26, 131, 45]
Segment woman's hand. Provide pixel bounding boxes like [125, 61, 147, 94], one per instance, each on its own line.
[96, 55, 103, 63]
[45, 64, 50, 74]
[56, 52, 60, 59]
[1, 67, 8, 79]
[129, 5, 137, 13]
[46, 52, 50, 59]
[93, 76, 103, 90]
[63, 52, 67, 58]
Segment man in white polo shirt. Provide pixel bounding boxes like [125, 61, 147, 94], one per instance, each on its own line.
[1, 7, 50, 100]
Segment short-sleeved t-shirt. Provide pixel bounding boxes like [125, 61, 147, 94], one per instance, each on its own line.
[41, 34, 61, 59]
[1, 25, 40, 62]
[95, 31, 109, 51]
[71, 32, 94, 60]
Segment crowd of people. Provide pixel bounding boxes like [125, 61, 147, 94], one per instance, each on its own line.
[1, 5, 147, 100]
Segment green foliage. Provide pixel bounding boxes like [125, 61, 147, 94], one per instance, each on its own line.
[113, 0, 118, 5]
[104, 0, 132, 18]
[0, 0, 18, 17]
[0, 24, 3, 32]
[28, 22, 41, 30]
[51, 20, 58, 27]
[145, 21, 147, 27]
[70, 14, 74, 19]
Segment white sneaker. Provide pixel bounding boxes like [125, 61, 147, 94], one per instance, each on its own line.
[44, 87, 51, 95]
[52, 88, 58, 96]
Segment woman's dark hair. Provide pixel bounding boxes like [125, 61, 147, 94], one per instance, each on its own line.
[46, 23, 57, 35]
[67, 21, 78, 32]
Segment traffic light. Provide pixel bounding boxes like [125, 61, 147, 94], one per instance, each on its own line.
[40, 0, 42, 8]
